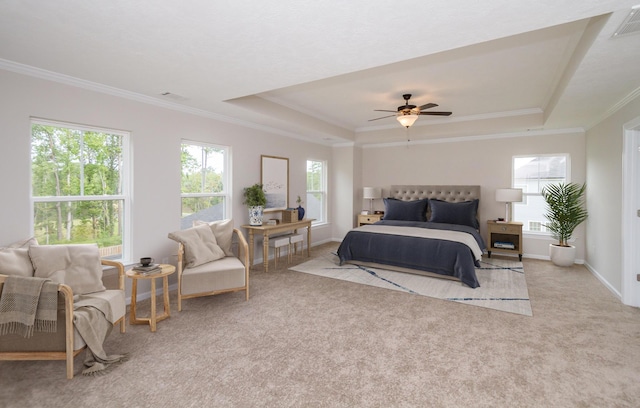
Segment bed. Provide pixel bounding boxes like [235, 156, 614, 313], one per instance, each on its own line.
[337, 185, 486, 288]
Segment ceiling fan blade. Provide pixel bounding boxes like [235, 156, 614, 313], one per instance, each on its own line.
[368, 114, 395, 121]
[419, 111, 452, 116]
[373, 109, 398, 113]
[418, 103, 438, 110]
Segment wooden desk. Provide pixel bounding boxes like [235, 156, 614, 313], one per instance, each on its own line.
[242, 218, 314, 273]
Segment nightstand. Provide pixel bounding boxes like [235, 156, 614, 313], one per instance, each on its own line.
[357, 213, 383, 227]
[487, 220, 523, 261]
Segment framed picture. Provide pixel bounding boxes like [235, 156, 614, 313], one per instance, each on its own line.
[261, 155, 289, 211]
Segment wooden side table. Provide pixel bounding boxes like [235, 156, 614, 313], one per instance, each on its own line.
[126, 264, 176, 332]
[486, 221, 523, 261]
[357, 213, 383, 227]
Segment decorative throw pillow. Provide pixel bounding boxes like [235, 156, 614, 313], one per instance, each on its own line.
[29, 244, 106, 295]
[383, 198, 428, 222]
[193, 219, 234, 256]
[168, 223, 225, 268]
[0, 237, 39, 277]
[429, 199, 479, 229]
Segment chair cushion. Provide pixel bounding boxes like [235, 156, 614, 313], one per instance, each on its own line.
[289, 234, 303, 244]
[168, 223, 226, 268]
[181, 257, 246, 296]
[0, 237, 39, 277]
[193, 219, 234, 256]
[29, 244, 106, 295]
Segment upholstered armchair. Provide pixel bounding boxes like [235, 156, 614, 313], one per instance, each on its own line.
[168, 220, 249, 311]
[0, 241, 126, 379]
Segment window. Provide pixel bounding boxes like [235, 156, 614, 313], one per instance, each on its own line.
[306, 160, 326, 224]
[31, 120, 130, 259]
[180, 141, 230, 228]
[512, 155, 569, 234]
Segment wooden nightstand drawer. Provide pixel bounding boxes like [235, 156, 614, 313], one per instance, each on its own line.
[357, 214, 383, 227]
[489, 224, 520, 234]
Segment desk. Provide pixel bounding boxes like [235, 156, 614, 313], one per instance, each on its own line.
[242, 218, 314, 273]
[126, 264, 175, 332]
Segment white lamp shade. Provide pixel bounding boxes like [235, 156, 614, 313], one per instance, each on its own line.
[495, 188, 523, 203]
[363, 187, 381, 199]
[396, 114, 419, 128]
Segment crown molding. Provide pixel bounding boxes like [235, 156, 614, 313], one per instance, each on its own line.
[361, 127, 585, 149]
[586, 85, 640, 130]
[0, 58, 340, 146]
[355, 108, 543, 133]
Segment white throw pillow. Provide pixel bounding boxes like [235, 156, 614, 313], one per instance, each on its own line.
[193, 219, 234, 256]
[168, 223, 225, 268]
[29, 244, 106, 295]
[0, 237, 39, 277]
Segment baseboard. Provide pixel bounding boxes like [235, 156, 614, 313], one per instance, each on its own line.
[583, 261, 622, 301]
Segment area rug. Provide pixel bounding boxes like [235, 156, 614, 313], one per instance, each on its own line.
[289, 253, 532, 316]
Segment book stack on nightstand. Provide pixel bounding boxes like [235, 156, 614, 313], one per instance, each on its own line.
[486, 220, 523, 261]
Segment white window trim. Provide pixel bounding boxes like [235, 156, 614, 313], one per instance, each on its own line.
[30, 118, 131, 260]
[307, 159, 327, 226]
[180, 140, 232, 222]
[512, 153, 570, 238]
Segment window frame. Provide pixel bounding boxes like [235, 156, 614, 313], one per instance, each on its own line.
[512, 153, 570, 236]
[180, 140, 231, 226]
[306, 159, 327, 225]
[30, 118, 131, 260]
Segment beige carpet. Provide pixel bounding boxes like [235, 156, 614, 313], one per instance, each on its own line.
[1, 242, 640, 407]
[289, 252, 532, 316]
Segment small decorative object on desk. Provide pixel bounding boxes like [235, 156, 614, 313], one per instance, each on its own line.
[296, 195, 305, 221]
[282, 208, 298, 223]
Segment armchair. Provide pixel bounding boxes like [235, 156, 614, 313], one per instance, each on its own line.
[0, 244, 126, 379]
[170, 221, 249, 311]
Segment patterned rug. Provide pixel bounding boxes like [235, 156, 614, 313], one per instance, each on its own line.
[289, 252, 532, 316]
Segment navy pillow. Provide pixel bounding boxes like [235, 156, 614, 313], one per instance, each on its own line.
[429, 199, 479, 229]
[383, 198, 428, 222]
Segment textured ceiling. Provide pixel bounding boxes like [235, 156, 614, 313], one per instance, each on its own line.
[1, 0, 639, 145]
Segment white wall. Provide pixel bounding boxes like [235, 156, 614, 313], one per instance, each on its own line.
[0, 69, 334, 270]
[360, 131, 587, 260]
[586, 95, 640, 296]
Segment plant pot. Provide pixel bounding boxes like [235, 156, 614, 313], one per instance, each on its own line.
[549, 244, 576, 267]
[248, 206, 264, 226]
[297, 206, 305, 220]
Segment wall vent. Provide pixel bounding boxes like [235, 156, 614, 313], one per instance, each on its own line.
[613, 6, 640, 38]
[160, 92, 188, 101]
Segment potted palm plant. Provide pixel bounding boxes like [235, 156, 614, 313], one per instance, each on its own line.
[541, 182, 588, 266]
[243, 183, 267, 226]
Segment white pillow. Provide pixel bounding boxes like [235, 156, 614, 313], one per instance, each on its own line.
[0, 237, 39, 277]
[29, 244, 106, 295]
[168, 223, 225, 268]
[193, 219, 234, 256]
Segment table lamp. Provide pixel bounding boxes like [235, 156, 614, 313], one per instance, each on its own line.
[495, 188, 523, 222]
[363, 187, 381, 215]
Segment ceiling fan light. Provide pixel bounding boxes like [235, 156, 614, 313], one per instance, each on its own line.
[397, 113, 419, 128]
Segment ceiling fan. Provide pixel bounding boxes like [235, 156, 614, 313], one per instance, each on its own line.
[369, 94, 452, 128]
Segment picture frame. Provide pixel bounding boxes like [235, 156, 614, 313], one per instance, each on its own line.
[261, 155, 289, 211]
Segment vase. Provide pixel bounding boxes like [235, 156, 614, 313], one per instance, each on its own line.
[549, 244, 576, 267]
[248, 206, 264, 226]
[297, 206, 305, 220]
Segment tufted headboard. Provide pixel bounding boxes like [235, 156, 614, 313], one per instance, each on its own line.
[389, 185, 480, 203]
[388, 185, 481, 223]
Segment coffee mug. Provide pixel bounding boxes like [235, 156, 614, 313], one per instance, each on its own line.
[140, 257, 154, 266]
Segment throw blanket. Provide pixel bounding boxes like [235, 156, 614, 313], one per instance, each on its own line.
[0, 276, 58, 337]
[74, 295, 127, 376]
